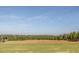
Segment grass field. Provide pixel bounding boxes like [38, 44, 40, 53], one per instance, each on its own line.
[0, 40, 79, 53]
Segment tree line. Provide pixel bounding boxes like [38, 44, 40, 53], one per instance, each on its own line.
[26, 32, 79, 41]
[0, 32, 79, 42]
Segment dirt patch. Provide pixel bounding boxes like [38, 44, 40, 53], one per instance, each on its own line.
[2, 40, 69, 44]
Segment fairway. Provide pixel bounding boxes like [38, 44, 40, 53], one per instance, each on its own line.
[0, 40, 79, 53]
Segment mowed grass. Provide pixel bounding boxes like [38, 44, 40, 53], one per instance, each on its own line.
[0, 40, 79, 53]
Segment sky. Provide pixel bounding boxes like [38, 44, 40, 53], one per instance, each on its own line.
[0, 6, 79, 35]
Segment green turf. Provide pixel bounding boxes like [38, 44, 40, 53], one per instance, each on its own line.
[0, 42, 79, 53]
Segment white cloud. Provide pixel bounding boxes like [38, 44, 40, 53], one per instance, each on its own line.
[0, 13, 54, 34]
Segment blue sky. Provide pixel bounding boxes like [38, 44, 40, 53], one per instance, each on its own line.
[0, 6, 79, 35]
